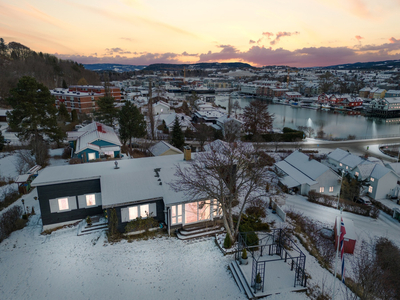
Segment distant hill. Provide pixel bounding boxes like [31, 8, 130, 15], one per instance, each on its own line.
[83, 63, 147, 72]
[322, 59, 400, 70]
[0, 39, 100, 101]
[144, 62, 253, 71]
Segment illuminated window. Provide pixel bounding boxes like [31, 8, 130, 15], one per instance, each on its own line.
[346, 166, 348, 170]
[129, 206, 138, 220]
[319, 187, 324, 193]
[368, 186, 373, 193]
[171, 205, 183, 225]
[355, 172, 359, 177]
[140, 204, 149, 218]
[88, 153, 96, 161]
[370, 177, 374, 182]
[339, 163, 342, 167]
[58, 198, 69, 211]
[329, 186, 334, 192]
[86, 194, 96, 206]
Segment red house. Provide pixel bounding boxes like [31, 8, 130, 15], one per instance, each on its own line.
[334, 216, 356, 254]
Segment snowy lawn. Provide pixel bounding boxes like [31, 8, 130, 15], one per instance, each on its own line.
[0, 220, 248, 300]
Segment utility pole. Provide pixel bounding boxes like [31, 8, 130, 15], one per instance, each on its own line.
[148, 79, 155, 140]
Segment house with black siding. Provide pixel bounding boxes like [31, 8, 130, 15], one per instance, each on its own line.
[32, 149, 222, 232]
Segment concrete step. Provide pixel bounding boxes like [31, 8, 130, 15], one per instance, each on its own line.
[230, 260, 255, 299]
[179, 225, 223, 236]
[176, 228, 224, 240]
[78, 223, 108, 236]
[229, 262, 245, 295]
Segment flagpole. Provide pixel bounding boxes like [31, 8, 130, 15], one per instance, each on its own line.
[332, 208, 343, 300]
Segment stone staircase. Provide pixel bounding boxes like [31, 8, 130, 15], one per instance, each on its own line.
[176, 224, 224, 240]
[229, 260, 256, 299]
[77, 216, 108, 236]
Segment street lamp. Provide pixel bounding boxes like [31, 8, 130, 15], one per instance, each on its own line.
[337, 170, 344, 209]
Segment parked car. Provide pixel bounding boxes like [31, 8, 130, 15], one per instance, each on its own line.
[355, 196, 372, 205]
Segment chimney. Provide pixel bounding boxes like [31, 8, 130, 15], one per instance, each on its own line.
[184, 145, 191, 161]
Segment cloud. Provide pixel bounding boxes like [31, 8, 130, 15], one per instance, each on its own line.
[355, 35, 364, 41]
[348, 0, 373, 19]
[54, 37, 400, 68]
[54, 52, 191, 65]
[181, 51, 198, 57]
[270, 31, 300, 45]
[262, 32, 274, 39]
[198, 38, 400, 67]
[105, 47, 132, 55]
[249, 40, 256, 44]
[120, 37, 135, 42]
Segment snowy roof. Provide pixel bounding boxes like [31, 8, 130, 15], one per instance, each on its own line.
[356, 164, 375, 179]
[340, 154, 364, 169]
[327, 148, 350, 162]
[284, 151, 330, 180]
[275, 160, 318, 186]
[32, 153, 204, 207]
[15, 174, 31, 183]
[75, 122, 122, 154]
[385, 163, 400, 175]
[149, 141, 183, 156]
[370, 164, 396, 180]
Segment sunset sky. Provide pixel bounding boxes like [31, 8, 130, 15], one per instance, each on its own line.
[1, 0, 400, 67]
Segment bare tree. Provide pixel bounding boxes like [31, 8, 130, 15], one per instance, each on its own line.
[223, 119, 241, 142]
[297, 126, 315, 138]
[243, 100, 274, 136]
[14, 149, 36, 175]
[169, 141, 273, 243]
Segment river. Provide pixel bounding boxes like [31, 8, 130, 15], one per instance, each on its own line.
[214, 96, 400, 139]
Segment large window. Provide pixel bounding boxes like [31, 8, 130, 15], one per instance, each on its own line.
[185, 201, 211, 224]
[58, 198, 69, 211]
[86, 194, 96, 207]
[329, 186, 334, 192]
[88, 153, 96, 161]
[171, 205, 183, 225]
[368, 186, 373, 193]
[319, 187, 324, 193]
[370, 177, 374, 182]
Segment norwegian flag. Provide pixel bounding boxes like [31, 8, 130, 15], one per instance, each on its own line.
[340, 218, 346, 283]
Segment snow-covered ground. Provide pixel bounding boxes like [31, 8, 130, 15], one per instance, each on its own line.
[1, 148, 399, 299]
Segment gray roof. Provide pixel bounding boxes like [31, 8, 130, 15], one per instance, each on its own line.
[149, 141, 183, 156]
[327, 148, 350, 162]
[370, 164, 396, 180]
[32, 154, 197, 207]
[284, 151, 330, 180]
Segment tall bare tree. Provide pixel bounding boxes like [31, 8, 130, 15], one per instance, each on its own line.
[243, 100, 274, 136]
[169, 141, 273, 243]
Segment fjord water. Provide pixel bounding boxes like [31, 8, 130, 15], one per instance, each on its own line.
[215, 97, 400, 139]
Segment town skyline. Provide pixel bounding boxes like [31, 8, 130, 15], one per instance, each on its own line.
[1, 0, 400, 67]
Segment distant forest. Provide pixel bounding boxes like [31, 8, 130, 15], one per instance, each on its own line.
[0, 38, 100, 104]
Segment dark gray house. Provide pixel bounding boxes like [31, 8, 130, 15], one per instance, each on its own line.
[32, 149, 222, 232]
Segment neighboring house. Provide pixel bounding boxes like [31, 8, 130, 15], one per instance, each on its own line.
[275, 151, 340, 196]
[32, 149, 222, 231]
[68, 122, 122, 162]
[367, 164, 400, 200]
[0, 109, 10, 122]
[215, 116, 243, 140]
[149, 141, 183, 157]
[157, 113, 194, 133]
[325, 148, 400, 200]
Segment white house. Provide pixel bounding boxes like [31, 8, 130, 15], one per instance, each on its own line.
[275, 151, 340, 196]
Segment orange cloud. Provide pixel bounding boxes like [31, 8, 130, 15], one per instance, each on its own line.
[270, 31, 300, 45]
[355, 35, 364, 41]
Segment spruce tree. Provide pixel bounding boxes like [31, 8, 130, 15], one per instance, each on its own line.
[95, 84, 118, 127]
[6, 76, 65, 163]
[62, 79, 68, 89]
[170, 116, 185, 150]
[118, 102, 146, 152]
[71, 109, 78, 123]
[58, 103, 70, 122]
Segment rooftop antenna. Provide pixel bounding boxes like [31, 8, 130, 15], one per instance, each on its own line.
[114, 161, 119, 169]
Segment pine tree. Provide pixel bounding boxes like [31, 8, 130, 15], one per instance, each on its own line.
[71, 109, 78, 123]
[170, 116, 185, 150]
[6, 76, 65, 163]
[58, 103, 70, 122]
[118, 102, 146, 152]
[62, 79, 68, 89]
